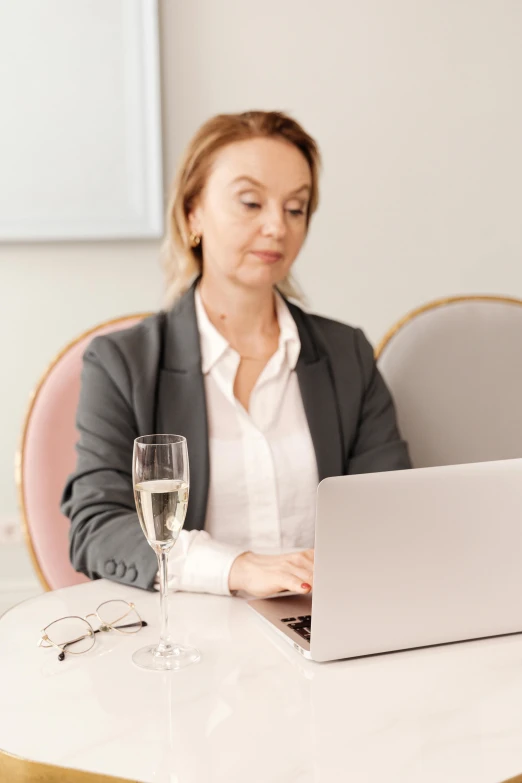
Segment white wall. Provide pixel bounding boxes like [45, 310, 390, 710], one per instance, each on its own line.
[1, 0, 521, 532]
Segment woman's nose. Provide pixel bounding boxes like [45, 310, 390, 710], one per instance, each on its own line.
[261, 207, 286, 239]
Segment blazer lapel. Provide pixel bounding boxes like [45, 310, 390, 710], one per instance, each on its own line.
[156, 285, 209, 532]
[289, 302, 344, 481]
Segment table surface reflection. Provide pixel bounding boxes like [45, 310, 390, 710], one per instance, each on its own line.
[1, 579, 522, 782]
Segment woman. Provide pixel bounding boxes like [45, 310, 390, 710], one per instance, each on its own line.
[62, 110, 410, 599]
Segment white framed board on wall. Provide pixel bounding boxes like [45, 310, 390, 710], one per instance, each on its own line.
[0, 0, 163, 241]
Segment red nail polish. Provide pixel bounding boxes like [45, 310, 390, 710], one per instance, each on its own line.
[301, 583, 311, 591]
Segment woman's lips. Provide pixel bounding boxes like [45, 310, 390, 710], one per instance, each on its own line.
[251, 250, 283, 264]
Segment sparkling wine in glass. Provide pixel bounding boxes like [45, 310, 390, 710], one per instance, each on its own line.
[132, 434, 200, 671]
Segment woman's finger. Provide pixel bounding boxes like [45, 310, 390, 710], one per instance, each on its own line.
[282, 561, 313, 587]
[277, 571, 313, 594]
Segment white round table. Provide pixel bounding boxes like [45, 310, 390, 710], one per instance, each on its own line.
[1, 579, 522, 782]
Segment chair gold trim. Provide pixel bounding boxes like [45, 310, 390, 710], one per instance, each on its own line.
[15, 313, 153, 592]
[375, 294, 522, 360]
[0, 746, 139, 782]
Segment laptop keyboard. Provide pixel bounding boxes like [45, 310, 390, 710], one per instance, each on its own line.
[281, 615, 311, 644]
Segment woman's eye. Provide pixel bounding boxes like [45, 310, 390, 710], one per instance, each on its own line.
[287, 208, 305, 217]
[241, 201, 261, 210]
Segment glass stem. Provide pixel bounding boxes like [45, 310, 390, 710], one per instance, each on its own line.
[156, 549, 173, 654]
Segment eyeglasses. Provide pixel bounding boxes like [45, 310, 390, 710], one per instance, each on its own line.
[37, 600, 147, 662]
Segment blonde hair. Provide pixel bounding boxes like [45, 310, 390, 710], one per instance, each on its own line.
[160, 110, 321, 307]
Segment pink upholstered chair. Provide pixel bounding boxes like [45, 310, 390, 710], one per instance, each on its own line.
[16, 314, 151, 591]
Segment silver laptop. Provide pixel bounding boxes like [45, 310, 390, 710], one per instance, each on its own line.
[247, 458, 522, 662]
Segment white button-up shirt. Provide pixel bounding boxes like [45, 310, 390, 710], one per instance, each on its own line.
[160, 288, 319, 595]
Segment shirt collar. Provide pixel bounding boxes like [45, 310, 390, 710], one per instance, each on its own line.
[194, 287, 230, 375]
[194, 287, 301, 375]
[275, 290, 301, 371]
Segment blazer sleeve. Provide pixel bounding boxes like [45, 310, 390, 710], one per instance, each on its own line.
[346, 329, 412, 474]
[61, 335, 158, 590]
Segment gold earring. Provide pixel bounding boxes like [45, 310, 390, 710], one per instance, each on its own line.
[189, 232, 201, 248]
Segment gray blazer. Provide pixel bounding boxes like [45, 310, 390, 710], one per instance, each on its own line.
[61, 283, 411, 591]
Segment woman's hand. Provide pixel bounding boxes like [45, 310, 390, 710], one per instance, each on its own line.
[228, 549, 314, 597]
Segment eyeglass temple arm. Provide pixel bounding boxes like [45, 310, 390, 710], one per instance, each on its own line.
[58, 620, 148, 661]
[109, 620, 148, 630]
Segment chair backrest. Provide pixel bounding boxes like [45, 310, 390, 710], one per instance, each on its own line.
[16, 314, 151, 591]
[376, 296, 522, 469]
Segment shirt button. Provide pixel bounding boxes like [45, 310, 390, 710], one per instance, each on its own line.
[115, 562, 127, 579]
[104, 560, 116, 576]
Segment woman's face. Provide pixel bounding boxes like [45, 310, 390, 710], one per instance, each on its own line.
[189, 137, 312, 291]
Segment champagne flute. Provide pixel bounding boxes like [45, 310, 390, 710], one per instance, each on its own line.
[132, 434, 200, 671]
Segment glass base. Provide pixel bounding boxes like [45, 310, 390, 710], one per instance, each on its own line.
[132, 643, 200, 672]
